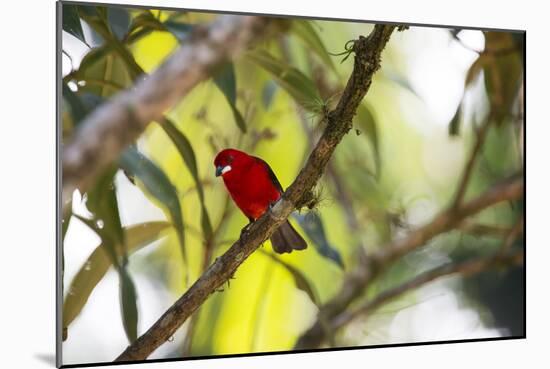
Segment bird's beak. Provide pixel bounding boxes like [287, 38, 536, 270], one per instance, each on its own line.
[215, 165, 231, 177]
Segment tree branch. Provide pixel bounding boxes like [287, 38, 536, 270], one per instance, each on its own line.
[62, 15, 271, 208]
[452, 119, 492, 207]
[331, 249, 524, 330]
[294, 176, 523, 349]
[114, 24, 398, 362]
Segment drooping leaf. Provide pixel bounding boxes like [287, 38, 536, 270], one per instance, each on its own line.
[246, 50, 321, 110]
[384, 70, 421, 99]
[77, 4, 99, 18]
[260, 250, 320, 306]
[164, 20, 193, 41]
[107, 6, 131, 41]
[119, 147, 186, 263]
[291, 20, 336, 72]
[449, 103, 463, 136]
[294, 212, 344, 269]
[160, 118, 213, 240]
[465, 55, 487, 88]
[213, 63, 247, 133]
[86, 166, 124, 249]
[62, 213, 72, 241]
[354, 104, 380, 176]
[262, 80, 278, 110]
[62, 83, 88, 125]
[62, 4, 86, 44]
[63, 221, 169, 337]
[119, 268, 139, 343]
[482, 32, 522, 125]
[74, 46, 132, 97]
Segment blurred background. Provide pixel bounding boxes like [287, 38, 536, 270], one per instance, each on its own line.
[60, 3, 524, 365]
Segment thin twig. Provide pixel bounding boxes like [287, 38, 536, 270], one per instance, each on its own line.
[499, 217, 524, 255]
[452, 119, 492, 208]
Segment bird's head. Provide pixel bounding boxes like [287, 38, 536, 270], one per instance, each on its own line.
[214, 148, 252, 177]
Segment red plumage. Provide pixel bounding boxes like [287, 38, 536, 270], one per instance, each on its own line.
[214, 148, 307, 254]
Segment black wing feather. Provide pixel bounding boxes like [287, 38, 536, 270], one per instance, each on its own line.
[253, 157, 284, 194]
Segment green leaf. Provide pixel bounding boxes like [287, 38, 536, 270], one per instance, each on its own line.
[262, 80, 278, 109]
[384, 70, 421, 99]
[160, 118, 213, 240]
[107, 7, 131, 41]
[246, 50, 321, 110]
[62, 83, 88, 125]
[77, 4, 99, 18]
[127, 10, 165, 35]
[119, 268, 139, 343]
[62, 4, 86, 44]
[164, 20, 193, 41]
[213, 63, 247, 133]
[63, 221, 169, 338]
[74, 46, 132, 97]
[86, 166, 124, 249]
[354, 104, 380, 176]
[465, 55, 486, 88]
[260, 250, 320, 306]
[449, 103, 462, 136]
[291, 21, 336, 72]
[119, 147, 186, 263]
[482, 32, 522, 125]
[294, 213, 344, 269]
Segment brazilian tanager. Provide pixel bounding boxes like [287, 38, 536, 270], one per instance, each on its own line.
[214, 148, 307, 254]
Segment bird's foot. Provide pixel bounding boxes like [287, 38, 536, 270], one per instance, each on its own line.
[240, 221, 254, 239]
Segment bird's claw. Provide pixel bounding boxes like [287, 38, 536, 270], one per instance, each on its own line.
[240, 222, 253, 238]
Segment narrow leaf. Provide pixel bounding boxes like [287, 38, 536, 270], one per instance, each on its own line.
[63, 221, 169, 337]
[107, 7, 131, 41]
[246, 50, 321, 110]
[294, 213, 344, 269]
[74, 46, 132, 97]
[128, 11, 165, 34]
[213, 63, 247, 133]
[62, 4, 86, 44]
[62, 83, 88, 125]
[355, 104, 380, 176]
[119, 147, 186, 263]
[164, 20, 193, 41]
[262, 80, 278, 109]
[119, 268, 139, 343]
[384, 70, 422, 99]
[86, 166, 124, 249]
[160, 118, 213, 240]
[291, 21, 336, 72]
[260, 250, 320, 306]
[465, 55, 486, 87]
[482, 32, 522, 125]
[449, 103, 462, 136]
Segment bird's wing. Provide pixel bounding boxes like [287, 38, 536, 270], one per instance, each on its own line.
[253, 157, 284, 194]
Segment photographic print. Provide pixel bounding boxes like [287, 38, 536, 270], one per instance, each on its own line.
[58, 1, 525, 366]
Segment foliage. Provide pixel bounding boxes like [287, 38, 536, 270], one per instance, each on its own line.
[61, 3, 524, 361]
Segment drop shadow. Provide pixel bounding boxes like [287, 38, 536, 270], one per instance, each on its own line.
[34, 353, 56, 367]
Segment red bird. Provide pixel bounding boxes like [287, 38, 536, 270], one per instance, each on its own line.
[214, 148, 307, 254]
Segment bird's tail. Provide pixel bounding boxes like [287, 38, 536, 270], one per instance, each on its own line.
[270, 220, 307, 254]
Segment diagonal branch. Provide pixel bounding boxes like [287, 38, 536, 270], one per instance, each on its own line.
[331, 249, 524, 330]
[294, 176, 523, 349]
[114, 24, 398, 362]
[62, 15, 271, 208]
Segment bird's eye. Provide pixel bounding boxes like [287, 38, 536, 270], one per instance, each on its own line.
[227, 155, 234, 163]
